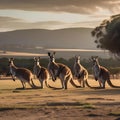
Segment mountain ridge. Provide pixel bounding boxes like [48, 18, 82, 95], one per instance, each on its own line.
[0, 27, 95, 49]
[0, 27, 110, 58]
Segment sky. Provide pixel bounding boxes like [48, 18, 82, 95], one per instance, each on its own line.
[0, 0, 120, 32]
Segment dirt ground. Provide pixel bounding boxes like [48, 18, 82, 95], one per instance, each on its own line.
[0, 77, 120, 120]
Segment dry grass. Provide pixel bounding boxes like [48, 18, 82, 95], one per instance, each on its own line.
[0, 77, 120, 120]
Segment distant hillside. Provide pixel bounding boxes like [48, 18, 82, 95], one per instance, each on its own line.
[0, 28, 110, 59]
[0, 28, 95, 50]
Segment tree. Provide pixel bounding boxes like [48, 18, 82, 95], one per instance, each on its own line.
[91, 14, 120, 58]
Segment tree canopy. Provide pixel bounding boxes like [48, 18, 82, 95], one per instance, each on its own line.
[91, 14, 120, 58]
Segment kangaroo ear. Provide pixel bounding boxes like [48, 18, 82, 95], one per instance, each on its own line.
[34, 57, 37, 61]
[10, 58, 14, 61]
[53, 51, 56, 55]
[38, 57, 40, 60]
[8, 58, 11, 62]
[96, 56, 99, 61]
[96, 56, 98, 59]
[89, 58, 92, 62]
[90, 56, 94, 61]
[91, 56, 94, 60]
[48, 52, 51, 56]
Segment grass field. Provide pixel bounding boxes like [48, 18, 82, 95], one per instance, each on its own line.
[0, 77, 120, 120]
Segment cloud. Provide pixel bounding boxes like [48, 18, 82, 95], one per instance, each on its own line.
[0, 0, 120, 14]
[0, 16, 70, 30]
[0, 13, 113, 31]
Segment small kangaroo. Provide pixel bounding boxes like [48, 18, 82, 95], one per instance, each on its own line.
[8, 58, 35, 89]
[73, 55, 88, 87]
[33, 57, 50, 89]
[91, 56, 120, 88]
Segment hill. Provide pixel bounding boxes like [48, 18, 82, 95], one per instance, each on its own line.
[0, 28, 110, 59]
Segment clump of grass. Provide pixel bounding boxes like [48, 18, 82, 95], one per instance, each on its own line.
[0, 104, 42, 111]
[0, 102, 96, 111]
[82, 103, 96, 109]
[46, 102, 83, 106]
[45, 102, 96, 109]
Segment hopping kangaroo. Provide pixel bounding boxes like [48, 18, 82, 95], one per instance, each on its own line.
[33, 57, 50, 89]
[47, 52, 81, 89]
[8, 58, 35, 89]
[91, 56, 120, 88]
[73, 56, 88, 87]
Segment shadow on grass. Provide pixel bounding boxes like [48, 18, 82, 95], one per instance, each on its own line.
[0, 107, 26, 112]
[12, 87, 43, 93]
[45, 102, 96, 109]
[86, 113, 103, 117]
[108, 113, 120, 120]
[46, 102, 83, 106]
[108, 112, 120, 116]
[81, 88, 120, 96]
[115, 118, 120, 120]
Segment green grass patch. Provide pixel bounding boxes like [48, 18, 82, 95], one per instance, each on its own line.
[82, 103, 96, 109]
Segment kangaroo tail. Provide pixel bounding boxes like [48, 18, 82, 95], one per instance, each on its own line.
[85, 79, 92, 88]
[107, 78, 120, 88]
[85, 79, 102, 89]
[44, 80, 54, 88]
[30, 78, 37, 88]
[44, 79, 63, 89]
[70, 79, 81, 88]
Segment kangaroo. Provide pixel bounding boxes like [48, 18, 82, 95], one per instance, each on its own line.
[33, 57, 50, 89]
[47, 52, 81, 89]
[73, 56, 88, 87]
[91, 56, 120, 88]
[8, 58, 35, 89]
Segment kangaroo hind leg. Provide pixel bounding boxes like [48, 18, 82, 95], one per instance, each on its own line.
[60, 79, 65, 89]
[64, 76, 70, 89]
[40, 80, 44, 89]
[101, 79, 106, 89]
[82, 79, 85, 88]
[30, 78, 36, 88]
[21, 81, 26, 89]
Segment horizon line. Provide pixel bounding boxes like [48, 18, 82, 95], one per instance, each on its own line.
[0, 26, 94, 33]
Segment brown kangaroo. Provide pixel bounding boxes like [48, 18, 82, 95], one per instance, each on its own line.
[33, 57, 50, 89]
[8, 58, 35, 89]
[47, 52, 81, 89]
[73, 55, 88, 87]
[90, 56, 120, 88]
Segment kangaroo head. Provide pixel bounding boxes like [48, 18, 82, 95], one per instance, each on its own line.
[34, 57, 40, 66]
[91, 56, 99, 66]
[8, 58, 14, 67]
[48, 52, 56, 62]
[75, 55, 80, 63]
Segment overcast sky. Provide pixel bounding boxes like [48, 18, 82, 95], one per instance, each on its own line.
[0, 0, 120, 32]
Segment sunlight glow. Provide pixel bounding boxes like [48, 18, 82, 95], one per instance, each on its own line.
[46, 48, 108, 52]
[0, 7, 118, 30]
[0, 9, 93, 23]
[95, 7, 112, 16]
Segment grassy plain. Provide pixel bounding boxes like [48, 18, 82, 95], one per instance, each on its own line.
[0, 77, 120, 120]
